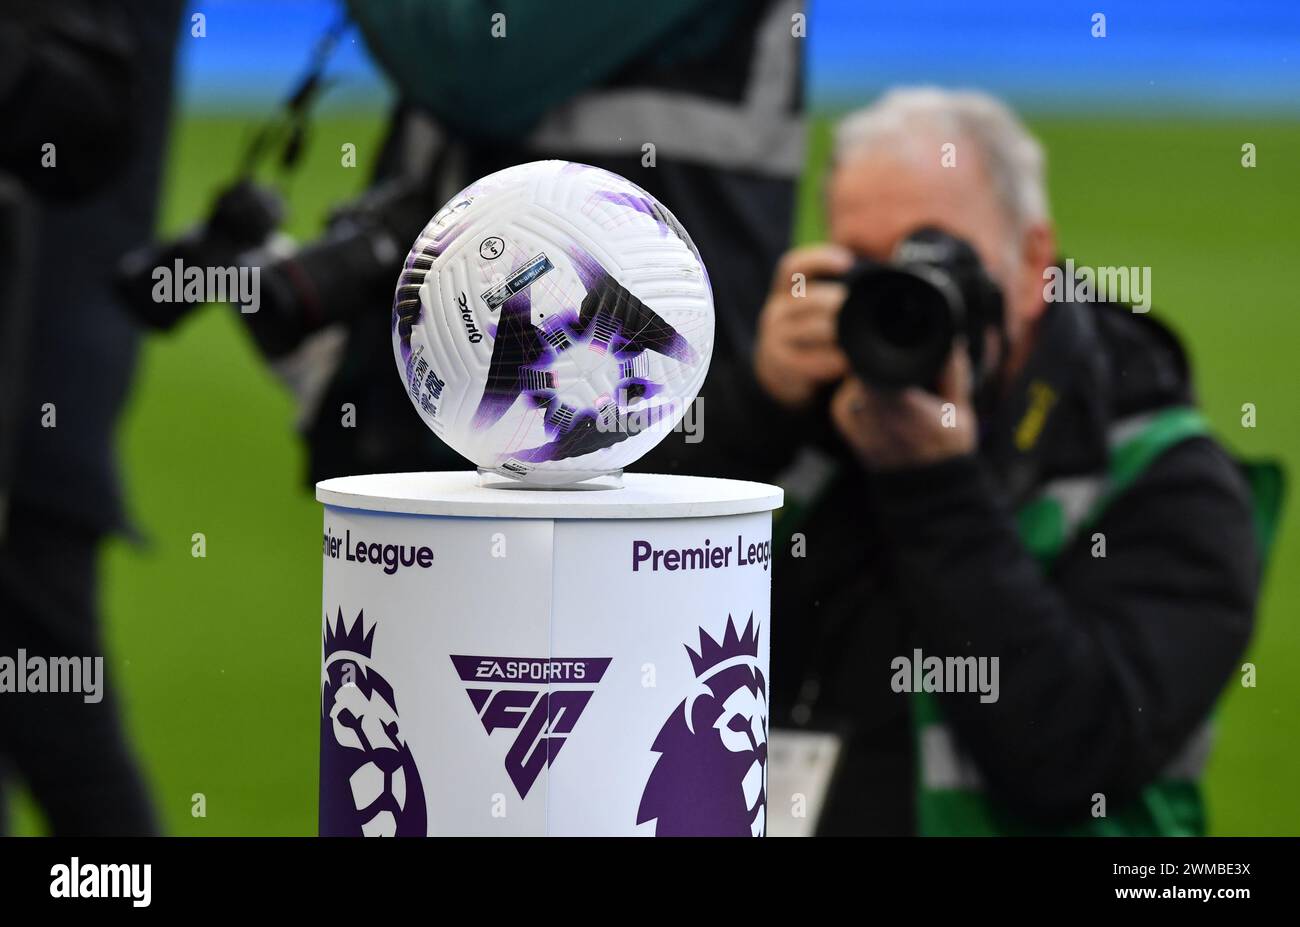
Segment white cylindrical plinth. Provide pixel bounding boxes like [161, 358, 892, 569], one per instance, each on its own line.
[316, 472, 782, 837]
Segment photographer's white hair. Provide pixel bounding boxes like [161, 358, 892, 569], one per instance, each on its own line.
[833, 87, 1049, 234]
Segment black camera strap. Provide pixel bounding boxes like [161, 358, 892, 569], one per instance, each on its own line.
[983, 295, 1110, 508]
[238, 14, 351, 180]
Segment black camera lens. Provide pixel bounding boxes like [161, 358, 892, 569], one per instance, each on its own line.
[835, 227, 1003, 390]
[838, 263, 959, 389]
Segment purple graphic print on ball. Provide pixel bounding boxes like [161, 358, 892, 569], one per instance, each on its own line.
[638, 615, 768, 836]
[470, 245, 698, 465]
[320, 610, 427, 837]
[451, 654, 611, 800]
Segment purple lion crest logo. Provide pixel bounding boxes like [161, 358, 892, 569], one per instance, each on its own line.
[638, 615, 767, 836]
[320, 609, 427, 837]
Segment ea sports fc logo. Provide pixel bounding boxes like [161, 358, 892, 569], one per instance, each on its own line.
[450, 654, 611, 799]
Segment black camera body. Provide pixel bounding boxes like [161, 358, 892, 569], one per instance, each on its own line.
[113, 16, 437, 361]
[115, 176, 432, 359]
[836, 227, 1005, 389]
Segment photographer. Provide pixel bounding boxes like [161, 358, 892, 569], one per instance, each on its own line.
[0, 0, 183, 834]
[710, 88, 1261, 835]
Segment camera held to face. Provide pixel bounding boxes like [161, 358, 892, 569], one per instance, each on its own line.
[836, 227, 1005, 390]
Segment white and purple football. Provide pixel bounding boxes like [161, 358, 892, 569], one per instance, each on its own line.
[392, 160, 714, 485]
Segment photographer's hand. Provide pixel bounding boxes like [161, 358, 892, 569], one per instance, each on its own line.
[830, 344, 977, 470]
[753, 244, 854, 409]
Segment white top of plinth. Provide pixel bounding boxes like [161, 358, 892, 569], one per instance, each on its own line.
[316, 472, 783, 520]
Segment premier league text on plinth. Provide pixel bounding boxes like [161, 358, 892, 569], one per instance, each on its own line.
[316, 472, 782, 836]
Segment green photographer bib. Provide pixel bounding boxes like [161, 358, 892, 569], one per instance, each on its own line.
[915, 406, 1280, 836]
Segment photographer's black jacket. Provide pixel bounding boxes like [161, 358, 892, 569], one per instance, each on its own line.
[643, 297, 1260, 834]
[0, 0, 182, 535]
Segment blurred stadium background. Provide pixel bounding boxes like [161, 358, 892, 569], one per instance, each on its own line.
[14, 0, 1299, 834]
